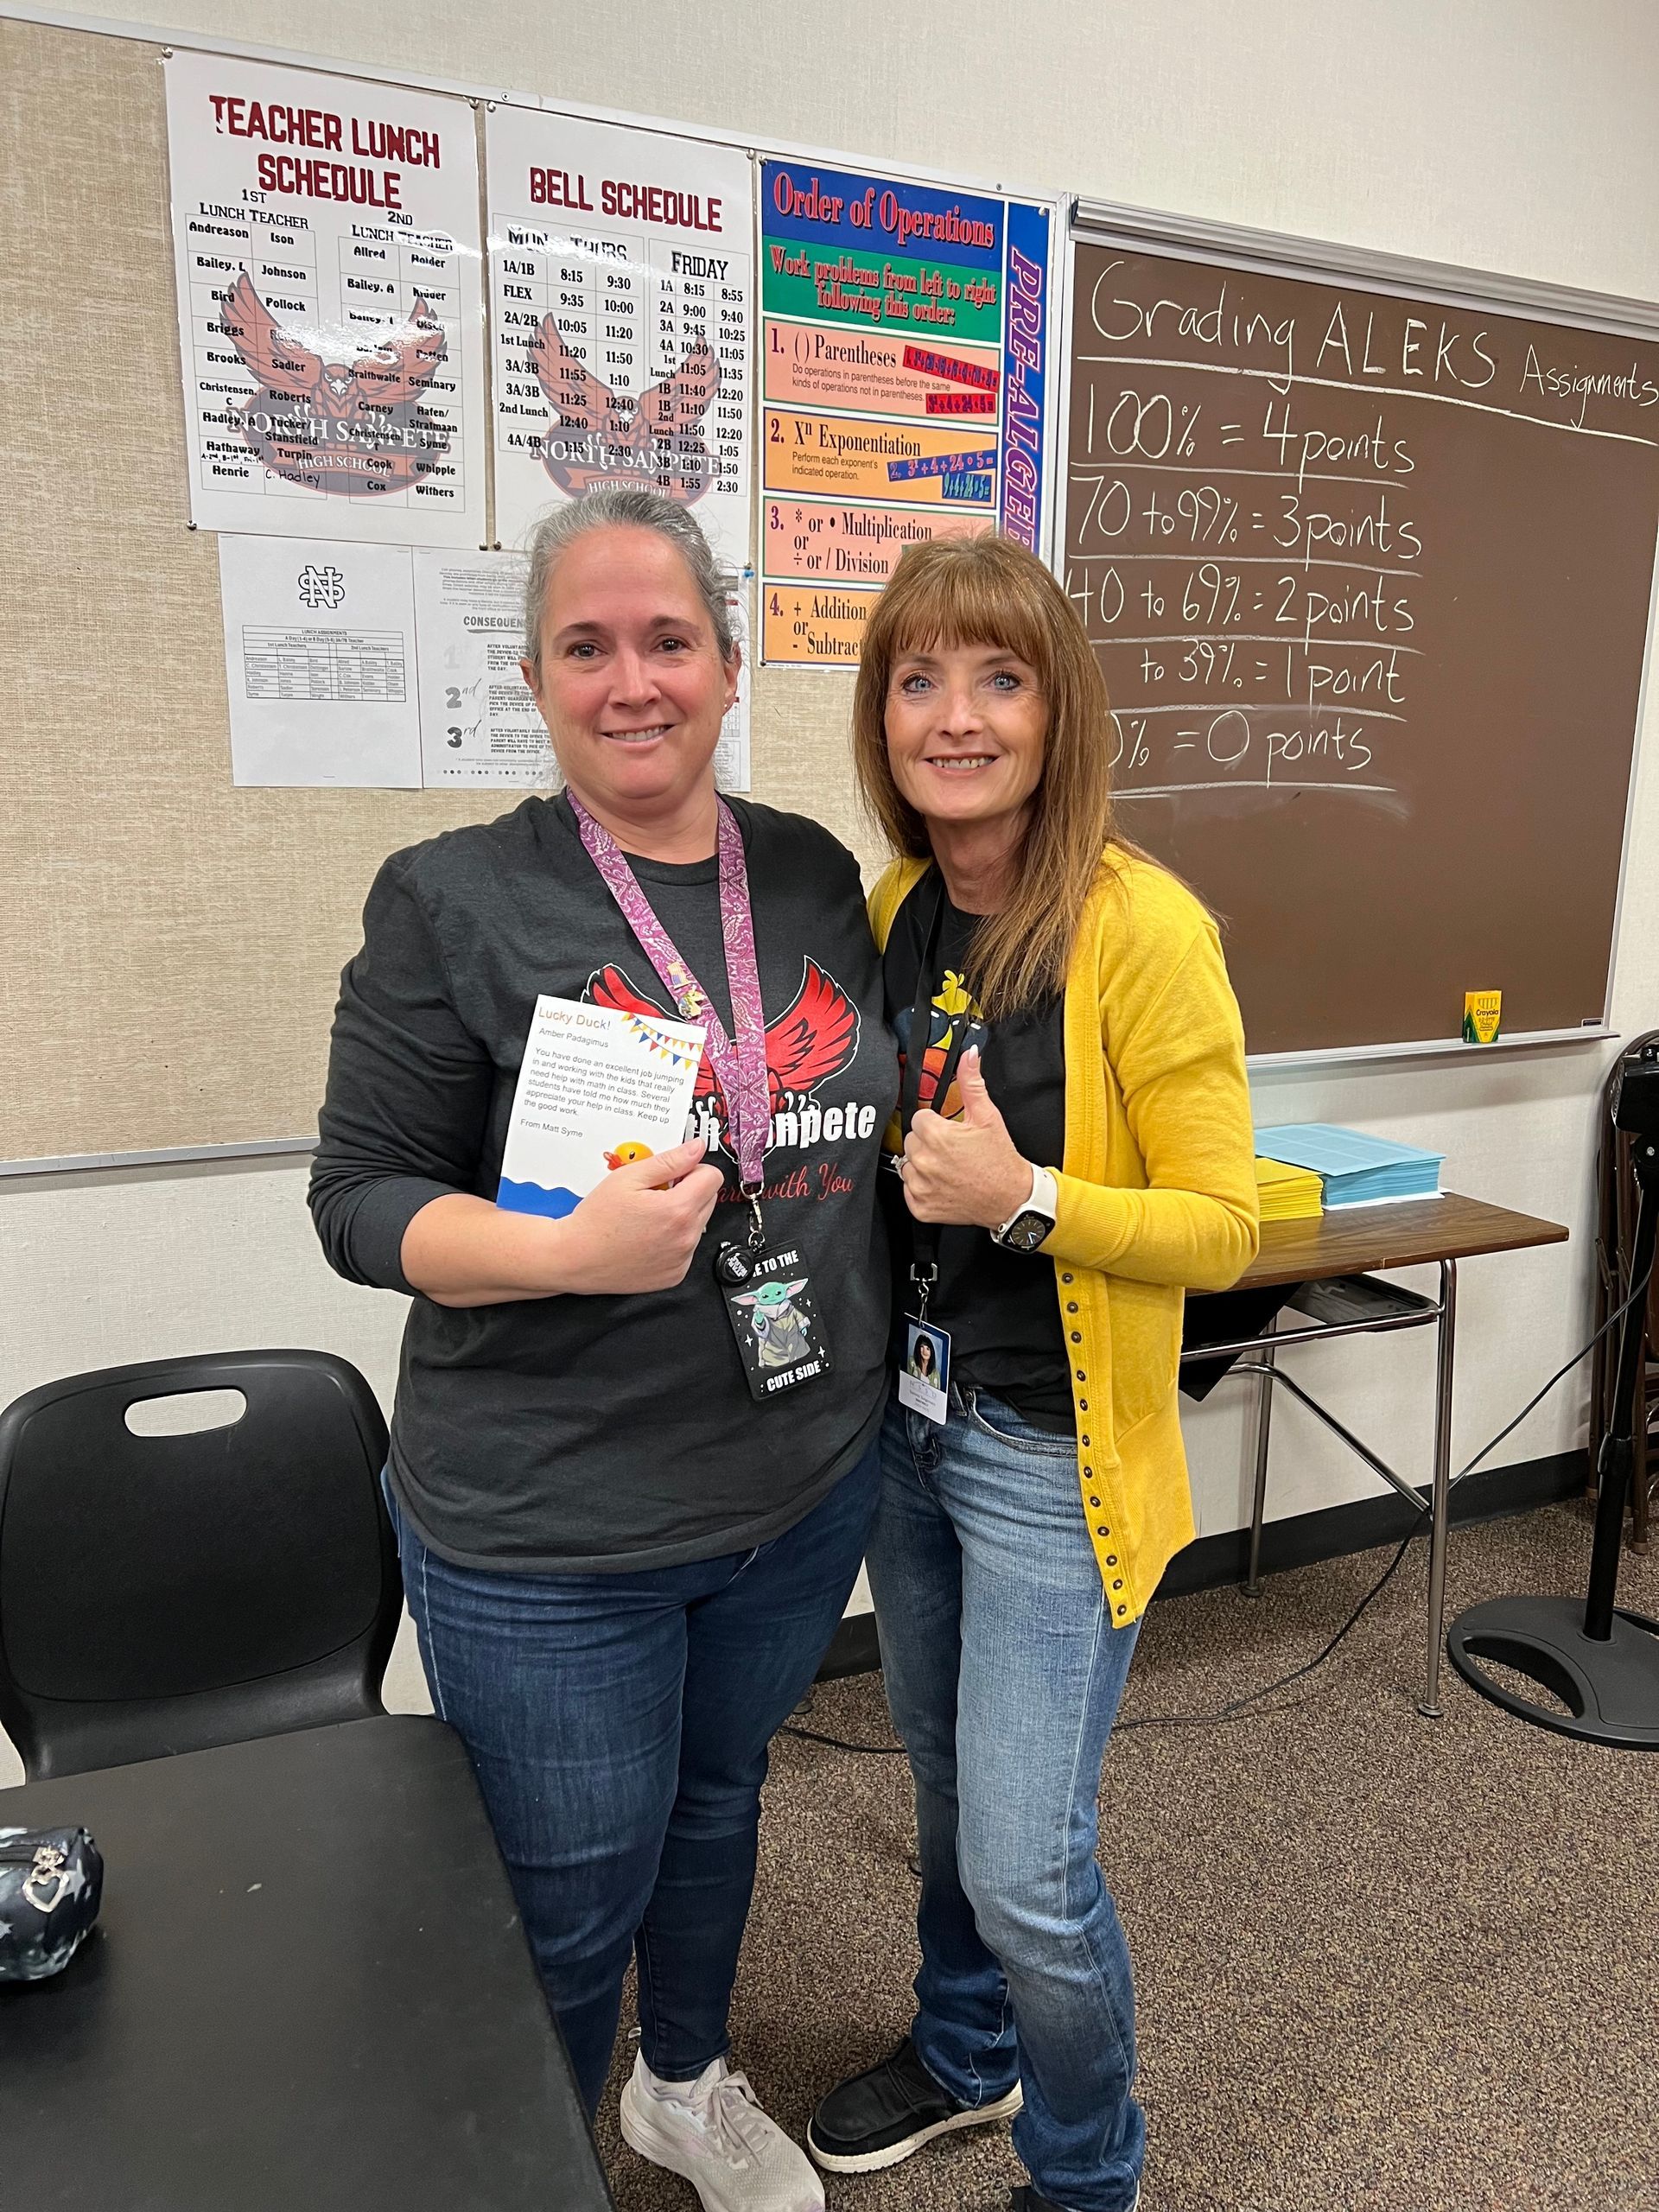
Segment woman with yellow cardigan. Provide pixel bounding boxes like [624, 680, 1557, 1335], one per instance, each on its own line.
[807, 534, 1258, 2212]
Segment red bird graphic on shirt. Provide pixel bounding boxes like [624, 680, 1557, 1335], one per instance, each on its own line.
[531, 317, 720, 503]
[587, 960, 860, 1140]
[217, 270, 450, 496]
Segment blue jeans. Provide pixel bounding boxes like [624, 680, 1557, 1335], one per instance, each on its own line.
[867, 1389, 1144, 2212]
[388, 1444, 880, 2113]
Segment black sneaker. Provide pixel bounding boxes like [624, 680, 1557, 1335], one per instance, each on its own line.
[806, 2035, 1022, 2174]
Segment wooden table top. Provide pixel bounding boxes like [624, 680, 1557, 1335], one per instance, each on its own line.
[1219, 1190, 1568, 1294]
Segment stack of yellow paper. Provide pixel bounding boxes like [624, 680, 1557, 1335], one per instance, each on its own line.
[1255, 1155, 1324, 1223]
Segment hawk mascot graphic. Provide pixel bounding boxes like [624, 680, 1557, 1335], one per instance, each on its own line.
[587, 959, 860, 1147]
[531, 316, 721, 504]
[217, 270, 450, 496]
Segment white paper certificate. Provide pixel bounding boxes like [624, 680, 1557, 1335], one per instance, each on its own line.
[486, 106, 753, 573]
[165, 50, 486, 546]
[218, 533, 422, 786]
[498, 996, 706, 1218]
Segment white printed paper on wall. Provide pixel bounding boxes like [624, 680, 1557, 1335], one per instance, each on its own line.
[218, 533, 422, 786]
[412, 557, 750, 791]
[715, 585, 753, 793]
[413, 550, 550, 786]
[166, 51, 486, 545]
[486, 106, 753, 574]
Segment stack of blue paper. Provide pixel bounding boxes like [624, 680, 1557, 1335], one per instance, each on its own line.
[1254, 1123, 1445, 1208]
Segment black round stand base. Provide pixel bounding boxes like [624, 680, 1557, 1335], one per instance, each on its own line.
[1447, 1595, 1659, 1749]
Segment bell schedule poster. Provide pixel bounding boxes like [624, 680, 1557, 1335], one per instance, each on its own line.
[165, 51, 487, 546]
[486, 106, 753, 573]
[759, 162, 1055, 664]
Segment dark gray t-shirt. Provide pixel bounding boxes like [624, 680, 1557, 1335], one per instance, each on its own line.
[309, 793, 899, 1573]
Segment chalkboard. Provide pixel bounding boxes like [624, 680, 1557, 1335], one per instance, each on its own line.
[1063, 213, 1659, 1057]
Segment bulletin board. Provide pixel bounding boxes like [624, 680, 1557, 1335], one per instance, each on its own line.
[3, 16, 1046, 1164]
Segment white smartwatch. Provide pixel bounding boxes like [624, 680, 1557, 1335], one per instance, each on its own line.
[990, 1163, 1058, 1253]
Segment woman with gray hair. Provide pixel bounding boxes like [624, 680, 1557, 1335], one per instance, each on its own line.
[310, 487, 897, 2212]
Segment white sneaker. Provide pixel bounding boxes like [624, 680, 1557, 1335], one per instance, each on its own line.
[619, 2051, 825, 2212]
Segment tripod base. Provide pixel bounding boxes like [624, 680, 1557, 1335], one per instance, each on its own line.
[1447, 1595, 1659, 1749]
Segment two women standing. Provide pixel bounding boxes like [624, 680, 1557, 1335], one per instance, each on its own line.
[312, 492, 1256, 2212]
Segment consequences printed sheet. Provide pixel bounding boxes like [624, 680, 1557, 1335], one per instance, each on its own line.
[166, 50, 486, 545]
[412, 556, 750, 791]
[413, 551, 549, 787]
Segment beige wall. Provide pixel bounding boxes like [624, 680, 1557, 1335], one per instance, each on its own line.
[3, 1, 1657, 1779]
[143, 0, 1659, 301]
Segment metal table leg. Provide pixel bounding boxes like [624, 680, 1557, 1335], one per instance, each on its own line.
[1420, 1258, 1459, 1717]
[1244, 1319, 1278, 1597]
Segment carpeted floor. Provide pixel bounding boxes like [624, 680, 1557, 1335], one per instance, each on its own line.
[594, 1501, 1659, 2212]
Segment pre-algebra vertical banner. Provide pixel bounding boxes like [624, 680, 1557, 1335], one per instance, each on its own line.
[164, 52, 486, 547]
[759, 162, 1055, 665]
[486, 106, 753, 576]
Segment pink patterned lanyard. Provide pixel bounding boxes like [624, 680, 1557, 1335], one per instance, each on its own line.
[569, 793, 772, 1193]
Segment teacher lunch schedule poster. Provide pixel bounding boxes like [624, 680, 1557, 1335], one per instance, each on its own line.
[759, 162, 1055, 664]
[486, 106, 753, 573]
[164, 51, 487, 546]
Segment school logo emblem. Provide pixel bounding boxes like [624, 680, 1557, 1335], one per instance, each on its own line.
[531, 318, 720, 504]
[216, 270, 451, 497]
[296, 564, 346, 610]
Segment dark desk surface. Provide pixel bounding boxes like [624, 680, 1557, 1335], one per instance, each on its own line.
[0, 1717, 612, 2212]
[1222, 1190, 1569, 1294]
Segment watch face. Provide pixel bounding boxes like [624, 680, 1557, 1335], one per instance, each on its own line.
[1001, 1210, 1051, 1252]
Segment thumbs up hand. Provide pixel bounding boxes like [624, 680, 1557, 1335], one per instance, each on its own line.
[901, 1048, 1035, 1229]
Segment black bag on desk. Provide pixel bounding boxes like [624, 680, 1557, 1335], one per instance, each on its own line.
[0, 1827, 104, 1982]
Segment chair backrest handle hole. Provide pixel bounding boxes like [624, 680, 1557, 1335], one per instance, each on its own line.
[124, 1389, 248, 1438]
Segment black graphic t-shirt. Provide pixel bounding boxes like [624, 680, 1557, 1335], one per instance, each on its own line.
[311, 794, 899, 1572]
[882, 871, 1073, 1433]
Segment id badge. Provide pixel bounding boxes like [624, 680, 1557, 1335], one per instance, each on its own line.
[897, 1316, 950, 1424]
[719, 1242, 833, 1403]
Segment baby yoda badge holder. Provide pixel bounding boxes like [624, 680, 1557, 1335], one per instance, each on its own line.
[572, 792, 832, 1402]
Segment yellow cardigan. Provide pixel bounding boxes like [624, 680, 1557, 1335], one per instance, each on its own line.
[870, 849, 1260, 1622]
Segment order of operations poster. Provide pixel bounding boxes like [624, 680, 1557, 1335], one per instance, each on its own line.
[164, 51, 486, 545]
[759, 162, 1054, 664]
[487, 107, 753, 574]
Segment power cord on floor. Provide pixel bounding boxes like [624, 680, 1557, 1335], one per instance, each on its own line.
[1116, 1251, 1657, 1732]
[1115, 1531, 1418, 1732]
[786, 1258, 1658, 1751]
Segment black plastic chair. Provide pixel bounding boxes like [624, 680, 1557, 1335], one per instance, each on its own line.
[0, 1351, 401, 1780]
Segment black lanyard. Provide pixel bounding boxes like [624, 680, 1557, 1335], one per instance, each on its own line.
[897, 877, 977, 1319]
